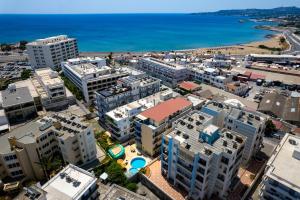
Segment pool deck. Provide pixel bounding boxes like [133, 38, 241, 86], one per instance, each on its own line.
[124, 144, 152, 171]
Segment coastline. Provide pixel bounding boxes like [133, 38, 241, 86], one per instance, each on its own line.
[79, 32, 288, 57]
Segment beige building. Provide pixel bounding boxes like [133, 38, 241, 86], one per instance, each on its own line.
[0, 113, 97, 181]
[135, 97, 192, 157]
[32, 68, 75, 110]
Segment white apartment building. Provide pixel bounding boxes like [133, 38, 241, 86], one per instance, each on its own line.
[0, 113, 97, 181]
[105, 88, 175, 142]
[203, 58, 232, 68]
[95, 75, 161, 121]
[32, 68, 75, 110]
[15, 164, 98, 200]
[137, 58, 189, 88]
[61, 57, 130, 103]
[189, 66, 232, 89]
[26, 35, 79, 70]
[260, 134, 300, 200]
[201, 101, 266, 162]
[162, 111, 246, 200]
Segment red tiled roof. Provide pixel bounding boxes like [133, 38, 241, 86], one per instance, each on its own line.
[178, 81, 201, 91]
[272, 119, 283, 130]
[250, 73, 266, 80]
[140, 97, 192, 122]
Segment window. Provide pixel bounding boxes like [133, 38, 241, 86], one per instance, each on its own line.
[199, 159, 207, 166]
[221, 157, 229, 165]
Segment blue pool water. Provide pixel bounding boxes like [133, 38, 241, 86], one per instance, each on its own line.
[0, 14, 274, 52]
[129, 168, 139, 174]
[131, 157, 146, 169]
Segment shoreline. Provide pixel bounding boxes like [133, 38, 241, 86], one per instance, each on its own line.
[80, 28, 288, 57]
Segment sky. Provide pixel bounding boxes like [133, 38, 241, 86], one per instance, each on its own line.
[0, 0, 299, 14]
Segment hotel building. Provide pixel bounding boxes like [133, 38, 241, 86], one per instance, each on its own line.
[135, 97, 192, 157]
[61, 57, 133, 103]
[26, 35, 79, 70]
[137, 58, 189, 88]
[201, 101, 266, 162]
[161, 111, 246, 200]
[0, 113, 97, 181]
[260, 134, 300, 200]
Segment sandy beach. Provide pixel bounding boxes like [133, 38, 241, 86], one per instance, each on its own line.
[80, 33, 289, 57]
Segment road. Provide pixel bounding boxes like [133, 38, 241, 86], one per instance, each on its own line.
[283, 30, 300, 54]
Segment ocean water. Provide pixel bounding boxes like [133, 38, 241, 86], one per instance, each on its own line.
[0, 14, 273, 52]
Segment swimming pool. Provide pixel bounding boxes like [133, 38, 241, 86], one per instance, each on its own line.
[130, 157, 146, 169]
[129, 168, 139, 174]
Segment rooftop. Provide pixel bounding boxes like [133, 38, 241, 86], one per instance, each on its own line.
[35, 68, 63, 86]
[27, 35, 75, 46]
[168, 111, 245, 155]
[42, 164, 97, 200]
[140, 97, 192, 123]
[142, 58, 187, 70]
[0, 113, 89, 154]
[266, 134, 300, 193]
[102, 184, 149, 200]
[1, 86, 34, 107]
[178, 81, 201, 91]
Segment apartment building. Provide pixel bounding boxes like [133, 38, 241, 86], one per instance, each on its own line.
[245, 54, 300, 64]
[135, 97, 192, 157]
[32, 68, 75, 110]
[161, 111, 246, 200]
[95, 75, 161, 121]
[137, 58, 189, 88]
[189, 67, 232, 89]
[202, 58, 232, 68]
[26, 35, 79, 70]
[105, 88, 175, 142]
[61, 57, 129, 103]
[201, 101, 266, 162]
[15, 164, 98, 200]
[260, 134, 300, 200]
[0, 113, 97, 180]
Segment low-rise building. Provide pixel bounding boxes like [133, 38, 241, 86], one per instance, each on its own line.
[62, 57, 129, 103]
[96, 75, 160, 121]
[162, 111, 246, 200]
[105, 88, 175, 142]
[26, 35, 79, 70]
[0, 113, 97, 180]
[15, 164, 98, 200]
[225, 82, 249, 96]
[201, 101, 266, 162]
[203, 58, 232, 68]
[137, 58, 189, 88]
[258, 92, 300, 127]
[135, 97, 192, 157]
[246, 54, 300, 64]
[0, 84, 38, 123]
[260, 134, 300, 200]
[32, 68, 75, 110]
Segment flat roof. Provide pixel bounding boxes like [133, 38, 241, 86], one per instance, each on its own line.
[140, 97, 192, 123]
[102, 184, 148, 200]
[42, 164, 97, 200]
[178, 81, 201, 91]
[2, 87, 34, 107]
[266, 134, 300, 193]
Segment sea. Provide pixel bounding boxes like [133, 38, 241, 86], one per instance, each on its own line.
[0, 14, 274, 52]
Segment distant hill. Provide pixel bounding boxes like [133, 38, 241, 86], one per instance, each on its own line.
[192, 7, 300, 18]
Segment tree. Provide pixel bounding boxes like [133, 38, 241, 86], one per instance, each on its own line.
[21, 69, 32, 80]
[264, 120, 277, 136]
[0, 43, 12, 51]
[126, 182, 138, 192]
[106, 161, 127, 185]
[19, 40, 28, 50]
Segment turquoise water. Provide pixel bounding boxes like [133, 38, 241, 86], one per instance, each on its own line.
[0, 14, 274, 52]
[129, 168, 139, 174]
[131, 157, 146, 169]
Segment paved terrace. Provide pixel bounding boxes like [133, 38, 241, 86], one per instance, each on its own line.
[148, 160, 186, 200]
